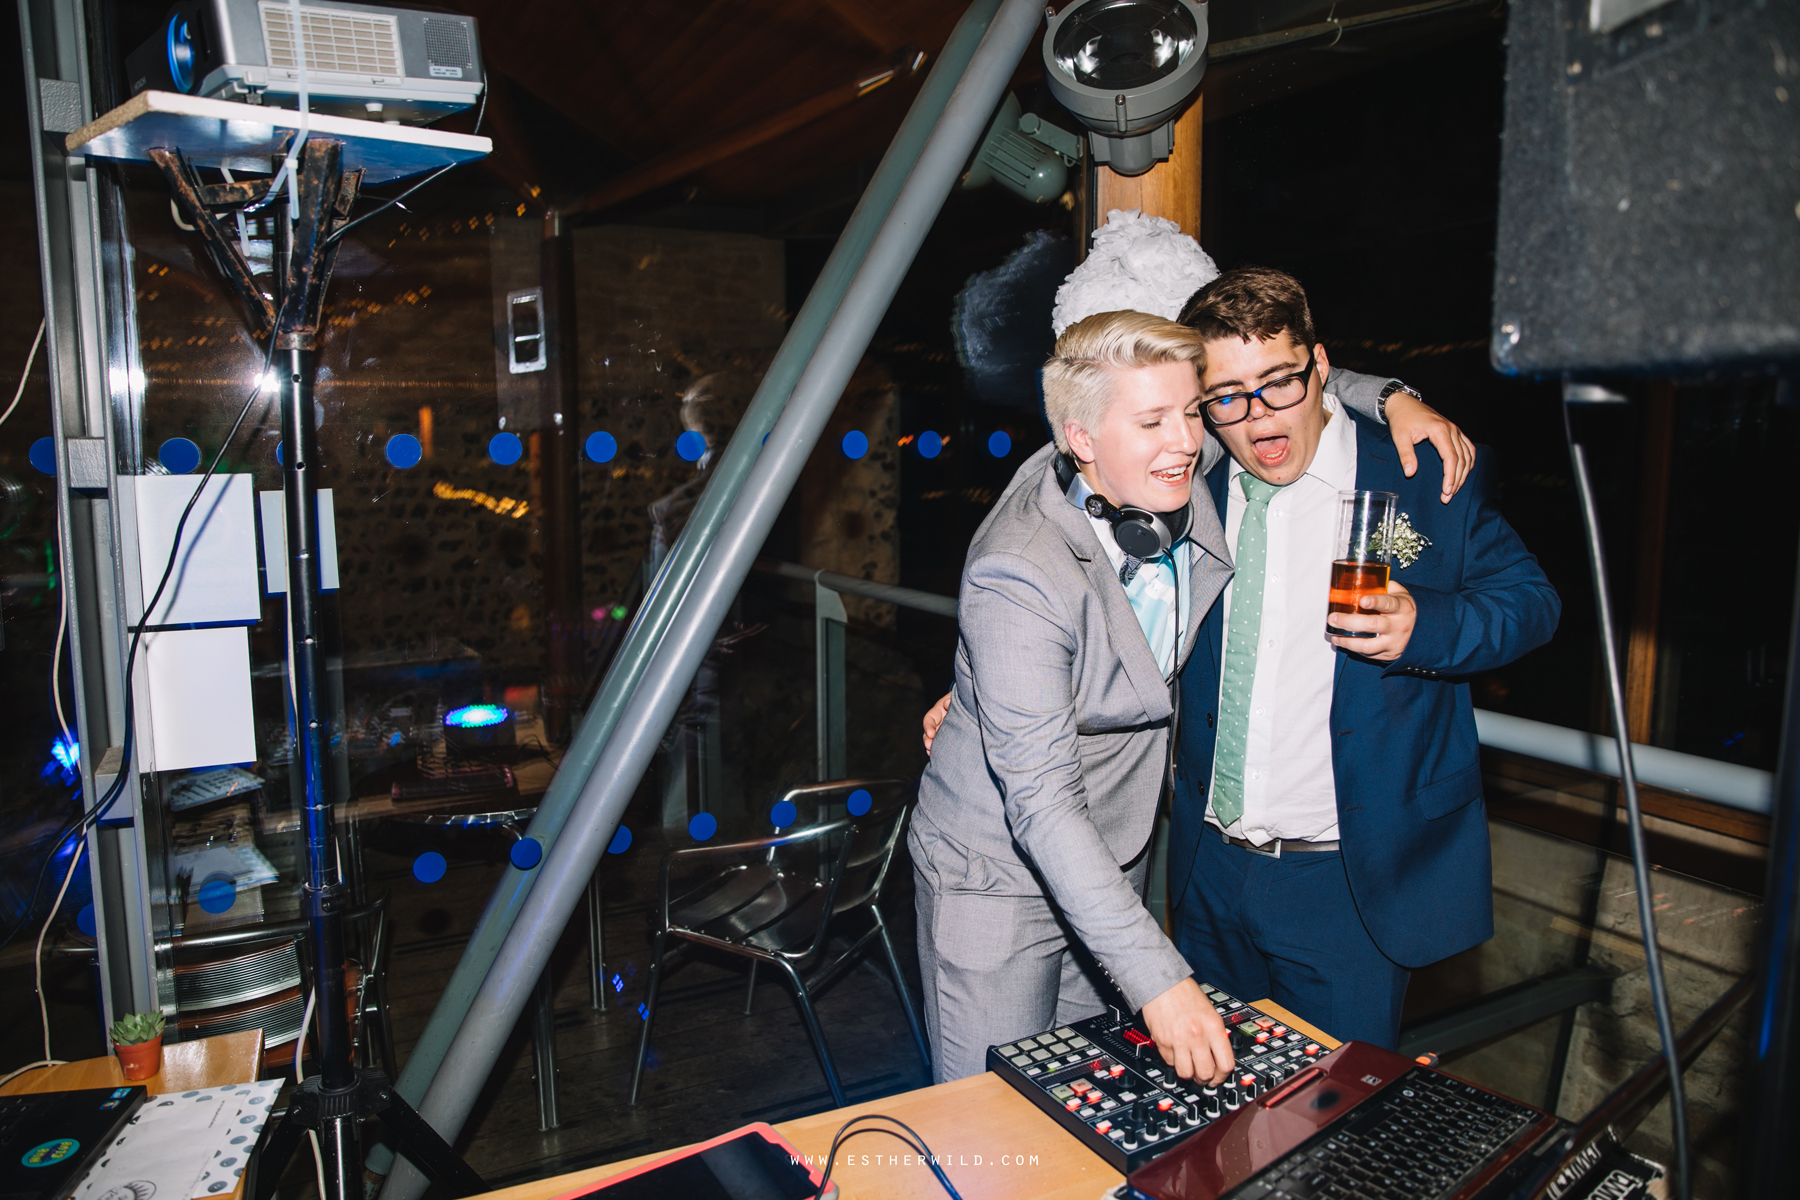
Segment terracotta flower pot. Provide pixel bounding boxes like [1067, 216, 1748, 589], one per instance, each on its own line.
[114, 1035, 162, 1081]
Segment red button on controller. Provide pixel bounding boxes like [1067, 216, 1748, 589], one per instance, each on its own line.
[1303, 1043, 1322, 1057]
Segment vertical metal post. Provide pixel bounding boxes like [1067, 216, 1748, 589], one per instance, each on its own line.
[538, 216, 583, 743]
[1744, 521, 1800, 1199]
[815, 578, 847, 781]
[585, 874, 606, 1012]
[530, 971, 559, 1130]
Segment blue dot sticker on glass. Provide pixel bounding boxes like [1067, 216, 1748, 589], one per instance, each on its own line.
[841, 430, 868, 459]
[607, 825, 632, 855]
[275, 442, 285, 466]
[586, 431, 617, 463]
[917, 431, 942, 459]
[988, 430, 1012, 458]
[847, 788, 872, 817]
[510, 837, 543, 870]
[159, 437, 201, 474]
[675, 430, 706, 462]
[386, 434, 422, 469]
[770, 799, 797, 829]
[688, 812, 717, 841]
[76, 904, 95, 937]
[488, 431, 523, 466]
[197, 878, 237, 915]
[28, 437, 55, 476]
[412, 851, 447, 884]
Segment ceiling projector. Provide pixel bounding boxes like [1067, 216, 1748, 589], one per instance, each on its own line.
[125, 0, 485, 126]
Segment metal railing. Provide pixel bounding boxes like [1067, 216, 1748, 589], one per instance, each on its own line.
[770, 565, 1773, 817]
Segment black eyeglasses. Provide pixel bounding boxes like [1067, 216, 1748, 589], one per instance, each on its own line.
[1203, 346, 1317, 426]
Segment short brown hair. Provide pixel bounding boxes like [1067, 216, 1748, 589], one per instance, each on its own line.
[1042, 311, 1207, 455]
[1177, 266, 1316, 348]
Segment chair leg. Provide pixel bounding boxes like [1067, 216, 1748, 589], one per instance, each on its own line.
[629, 931, 669, 1106]
[774, 958, 846, 1108]
[743, 960, 758, 1016]
[873, 910, 931, 1075]
[531, 969, 560, 1131]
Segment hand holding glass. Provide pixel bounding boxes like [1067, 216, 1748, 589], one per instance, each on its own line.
[1328, 490, 1397, 639]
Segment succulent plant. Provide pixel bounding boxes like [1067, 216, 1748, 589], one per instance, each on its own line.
[110, 1011, 165, 1046]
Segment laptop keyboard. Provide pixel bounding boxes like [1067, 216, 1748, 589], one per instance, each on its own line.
[1228, 1068, 1541, 1200]
[0, 1096, 34, 1143]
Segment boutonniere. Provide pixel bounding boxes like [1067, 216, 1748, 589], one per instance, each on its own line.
[1377, 513, 1432, 569]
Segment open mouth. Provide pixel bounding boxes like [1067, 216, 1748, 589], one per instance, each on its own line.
[1251, 433, 1290, 467]
[1150, 463, 1192, 486]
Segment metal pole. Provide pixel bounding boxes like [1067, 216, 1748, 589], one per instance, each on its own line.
[378, 3, 1045, 1194]
[1743, 524, 1800, 1199]
[365, 0, 1011, 1175]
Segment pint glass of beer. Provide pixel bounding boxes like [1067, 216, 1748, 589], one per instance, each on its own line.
[1328, 490, 1398, 637]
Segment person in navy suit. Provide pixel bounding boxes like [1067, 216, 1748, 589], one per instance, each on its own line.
[1168, 267, 1560, 1049]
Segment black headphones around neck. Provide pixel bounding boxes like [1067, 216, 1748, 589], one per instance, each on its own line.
[1056, 453, 1188, 559]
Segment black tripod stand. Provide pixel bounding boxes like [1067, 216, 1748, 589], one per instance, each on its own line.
[156, 138, 487, 1200]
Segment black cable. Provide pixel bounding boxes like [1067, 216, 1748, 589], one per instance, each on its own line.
[326, 84, 489, 247]
[0, 327, 283, 955]
[1561, 397, 1690, 1200]
[812, 1113, 962, 1200]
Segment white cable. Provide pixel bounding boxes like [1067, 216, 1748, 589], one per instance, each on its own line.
[294, 989, 328, 1200]
[50, 561, 72, 765]
[0, 319, 46, 429]
[257, 0, 312, 216]
[35, 838, 85, 1064]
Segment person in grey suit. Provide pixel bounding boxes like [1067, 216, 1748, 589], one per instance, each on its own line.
[912, 310, 1473, 1085]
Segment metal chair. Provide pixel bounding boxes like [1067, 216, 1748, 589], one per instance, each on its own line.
[630, 778, 929, 1107]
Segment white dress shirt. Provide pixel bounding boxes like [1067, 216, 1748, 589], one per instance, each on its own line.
[1069, 472, 1192, 679]
[1206, 393, 1357, 843]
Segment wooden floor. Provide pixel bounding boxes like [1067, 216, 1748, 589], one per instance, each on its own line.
[364, 818, 933, 1192]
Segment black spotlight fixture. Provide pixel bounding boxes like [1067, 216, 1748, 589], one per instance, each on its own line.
[1043, 0, 1209, 177]
[125, 3, 215, 97]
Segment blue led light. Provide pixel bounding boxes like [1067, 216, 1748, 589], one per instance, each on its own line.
[611, 974, 624, 994]
[159, 437, 201, 474]
[386, 434, 423, 469]
[842, 430, 868, 459]
[917, 431, 943, 459]
[607, 826, 633, 854]
[44, 735, 79, 786]
[988, 430, 1012, 458]
[770, 799, 797, 829]
[847, 788, 872, 817]
[488, 432, 523, 466]
[76, 904, 95, 937]
[586, 431, 617, 463]
[28, 438, 55, 476]
[412, 851, 447, 884]
[510, 838, 543, 870]
[675, 431, 706, 462]
[444, 704, 509, 729]
[688, 812, 717, 841]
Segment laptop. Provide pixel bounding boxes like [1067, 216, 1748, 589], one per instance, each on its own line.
[0, 1087, 148, 1200]
[1125, 1041, 1562, 1200]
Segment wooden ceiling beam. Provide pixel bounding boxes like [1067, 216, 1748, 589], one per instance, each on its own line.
[813, 0, 907, 50]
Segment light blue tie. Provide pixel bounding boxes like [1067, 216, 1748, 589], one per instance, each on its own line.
[1212, 474, 1282, 828]
[1122, 550, 1178, 677]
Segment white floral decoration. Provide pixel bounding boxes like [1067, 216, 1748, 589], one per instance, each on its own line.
[1050, 209, 1220, 335]
[1376, 513, 1433, 569]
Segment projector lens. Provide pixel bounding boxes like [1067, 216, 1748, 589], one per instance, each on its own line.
[1053, 0, 1196, 90]
[166, 14, 196, 93]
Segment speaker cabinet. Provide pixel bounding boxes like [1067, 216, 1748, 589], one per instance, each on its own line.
[1491, 0, 1800, 375]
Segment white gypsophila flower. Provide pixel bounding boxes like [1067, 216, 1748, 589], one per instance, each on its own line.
[1376, 513, 1433, 569]
[1050, 209, 1220, 336]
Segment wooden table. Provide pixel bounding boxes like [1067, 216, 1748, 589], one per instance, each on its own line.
[1, 1029, 263, 1097]
[479, 1003, 1336, 1200]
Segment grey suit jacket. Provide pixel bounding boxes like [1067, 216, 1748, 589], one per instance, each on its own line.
[912, 367, 1398, 1012]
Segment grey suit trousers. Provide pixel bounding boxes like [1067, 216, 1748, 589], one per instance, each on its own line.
[911, 809, 1150, 1083]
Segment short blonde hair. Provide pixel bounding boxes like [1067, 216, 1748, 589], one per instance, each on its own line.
[1041, 311, 1206, 455]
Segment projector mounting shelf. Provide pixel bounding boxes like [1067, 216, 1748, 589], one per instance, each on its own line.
[66, 90, 490, 186]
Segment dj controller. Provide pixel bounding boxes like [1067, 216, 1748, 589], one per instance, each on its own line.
[986, 983, 1326, 1173]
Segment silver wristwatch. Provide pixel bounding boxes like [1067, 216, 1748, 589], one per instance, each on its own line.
[1377, 379, 1423, 423]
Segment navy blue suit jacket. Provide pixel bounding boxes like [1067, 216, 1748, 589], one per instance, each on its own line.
[1168, 411, 1561, 969]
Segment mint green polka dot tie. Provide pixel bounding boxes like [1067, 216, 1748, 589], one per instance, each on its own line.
[1212, 474, 1283, 829]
